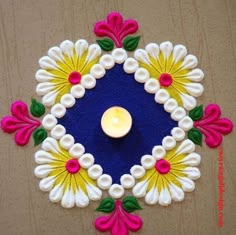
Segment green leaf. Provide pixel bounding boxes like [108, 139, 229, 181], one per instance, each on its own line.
[123, 36, 140, 51]
[122, 196, 142, 213]
[96, 38, 114, 51]
[189, 105, 203, 121]
[96, 198, 115, 213]
[188, 128, 202, 146]
[33, 128, 48, 146]
[30, 99, 45, 118]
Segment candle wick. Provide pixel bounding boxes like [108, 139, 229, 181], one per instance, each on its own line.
[112, 117, 119, 124]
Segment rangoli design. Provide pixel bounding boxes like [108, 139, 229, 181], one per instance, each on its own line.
[1, 12, 233, 235]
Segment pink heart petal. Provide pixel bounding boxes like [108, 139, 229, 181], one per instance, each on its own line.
[122, 210, 143, 232]
[202, 104, 221, 124]
[15, 124, 38, 146]
[95, 213, 116, 232]
[199, 125, 223, 148]
[1, 116, 27, 133]
[210, 118, 233, 135]
[119, 20, 139, 40]
[107, 12, 123, 32]
[11, 101, 29, 120]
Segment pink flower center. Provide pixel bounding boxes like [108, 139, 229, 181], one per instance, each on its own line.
[155, 159, 171, 174]
[68, 71, 82, 85]
[65, 159, 81, 174]
[159, 73, 173, 87]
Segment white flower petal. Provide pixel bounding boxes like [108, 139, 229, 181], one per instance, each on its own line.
[184, 167, 201, 180]
[145, 187, 159, 205]
[34, 150, 55, 164]
[34, 165, 52, 178]
[185, 83, 204, 97]
[145, 43, 160, 60]
[180, 93, 197, 111]
[186, 68, 204, 82]
[182, 153, 201, 166]
[182, 55, 198, 69]
[132, 180, 148, 198]
[39, 56, 58, 70]
[169, 183, 184, 201]
[134, 49, 150, 64]
[178, 177, 195, 192]
[60, 40, 74, 58]
[39, 176, 56, 192]
[75, 39, 88, 57]
[176, 139, 195, 155]
[48, 46, 64, 62]
[36, 82, 55, 96]
[160, 41, 173, 60]
[159, 188, 171, 206]
[75, 189, 89, 207]
[86, 44, 102, 63]
[61, 189, 75, 208]
[35, 69, 53, 82]
[42, 90, 58, 107]
[173, 45, 187, 63]
[49, 184, 64, 202]
[86, 184, 102, 201]
[42, 137, 60, 153]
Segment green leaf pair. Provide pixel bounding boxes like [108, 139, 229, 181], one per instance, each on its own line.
[96, 196, 142, 213]
[30, 99, 47, 146]
[97, 36, 140, 52]
[188, 105, 203, 146]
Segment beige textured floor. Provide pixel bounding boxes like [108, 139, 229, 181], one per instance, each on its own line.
[0, 0, 235, 234]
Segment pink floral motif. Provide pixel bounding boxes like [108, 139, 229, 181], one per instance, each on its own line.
[1, 101, 41, 146]
[194, 104, 233, 148]
[95, 200, 143, 235]
[94, 12, 139, 48]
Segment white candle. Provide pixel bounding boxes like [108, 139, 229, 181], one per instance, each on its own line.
[101, 106, 132, 138]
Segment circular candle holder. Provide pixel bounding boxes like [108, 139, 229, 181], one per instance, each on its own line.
[101, 106, 132, 138]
